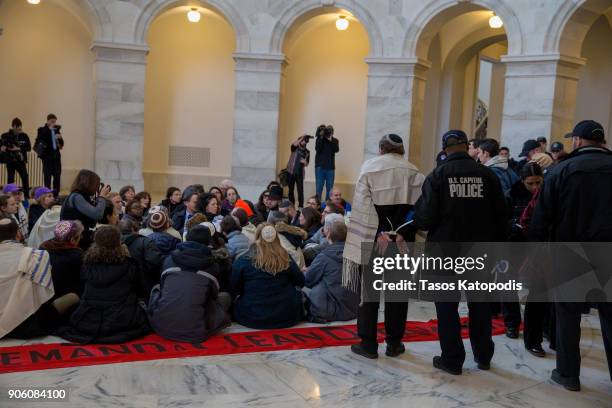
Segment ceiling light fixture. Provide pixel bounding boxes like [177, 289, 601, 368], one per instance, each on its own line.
[187, 8, 201, 23]
[489, 13, 503, 29]
[336, 16, 349, 31]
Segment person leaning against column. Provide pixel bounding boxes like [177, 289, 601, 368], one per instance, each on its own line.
[344, 133, 424, 360]
[35, 114, 64, 195]
[1, 118, 31, 197]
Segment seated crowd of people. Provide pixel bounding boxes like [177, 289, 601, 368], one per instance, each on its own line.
[0, 170, 356, 344]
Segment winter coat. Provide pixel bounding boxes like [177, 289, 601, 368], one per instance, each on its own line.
[304, 242, 358, 322]
[39, 239, 83, 298]
[414, 151, 508, 242]
[275, 222, 307, 269]
[315, 135, 339, 170]
[148, 241, 230, 343]
[55, 254, 151, 344]
[231, 252, 304, 329]
[507, 181, 534, 241]
[530, 146, 612, 241]
[28, 203, 46, 233]
[159, 199, 179, 217]
[121, 232, 164, 300]
[148, 231, 181, 256]
[484, 155, 519, 198]
[226, 230, 250, 259]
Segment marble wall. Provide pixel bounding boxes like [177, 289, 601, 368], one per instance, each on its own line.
[6, 0, 608, 192]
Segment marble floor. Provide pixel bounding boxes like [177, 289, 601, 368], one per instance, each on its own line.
[0, 302, 610, 408]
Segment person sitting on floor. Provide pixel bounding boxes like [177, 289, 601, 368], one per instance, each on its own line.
[40, 220, 84, 298]
[278, 199, 301, 226]
[27, 196, 63, 249]
[303, 220, 358, 323]
[139, 206, 182, 241]
[267, 211, 307, 269]
[231, 207, 257, 243]
[148, 211, 181, 257]
[28, 187, 55, 233]
[231, 223, 304, 329]
[0, 217, 79, 339]
[305, 201, 345, 247]
[55, 225, 151, 344]
[221, 215, 250, 259]
[119, 218, 163, 301]
[303, 213, 344, 266]
[148, 225, 231, 343]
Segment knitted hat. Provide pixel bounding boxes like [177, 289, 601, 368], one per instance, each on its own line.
[94, 226, 121, 249]
[148, 211, 168, 231]
[54, 220, 82, 242]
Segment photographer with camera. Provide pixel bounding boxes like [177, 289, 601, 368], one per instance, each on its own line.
[286, 135, 311, 208]
[35, 114, 64, 195]
[315, 124, 339, 201]
[1, 118, 31, 197]
[60, 169, 111, 250]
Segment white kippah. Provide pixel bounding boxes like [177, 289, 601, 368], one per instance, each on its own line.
[0, 218, 12, 225]
[261, 225, 277, 243]
[382, 134, 404, 147]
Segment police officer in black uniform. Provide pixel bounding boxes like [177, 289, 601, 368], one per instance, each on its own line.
[1, 118, 31, 197]
[530, 120, 612, 391]
[414, 130, 507, 375]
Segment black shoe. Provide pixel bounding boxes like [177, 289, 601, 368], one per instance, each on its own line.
[351, 344, 378, 359]
[385, 343, 406, 357]
[433, 356, 462, 375]
[506, 327, 519, 339]
[525, 345, 546, 358]
[475, 360, 490, 370]
[551, 369, 580, 391]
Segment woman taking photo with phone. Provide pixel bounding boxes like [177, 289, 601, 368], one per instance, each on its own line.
[60, 169, 111, 249]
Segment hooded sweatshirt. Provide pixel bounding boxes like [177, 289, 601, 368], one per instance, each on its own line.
[484, 155, 519, 197]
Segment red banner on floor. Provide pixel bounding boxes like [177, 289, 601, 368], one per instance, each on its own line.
[0, 318, 506, 374]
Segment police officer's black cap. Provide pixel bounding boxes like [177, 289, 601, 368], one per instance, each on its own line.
[565, 120, 605, 142]
[550, 142, 564, 153]
[442, 130, 468, 149]
[519, 139, 540, 157]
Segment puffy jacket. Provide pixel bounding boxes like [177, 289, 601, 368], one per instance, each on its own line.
[148, 241, 230, 343]
[414, 151, 508, 242]
[530, 146, 612, 241]
[231, 253, 304, 329]
[121, 232, 164, 300]
[55, 257, 151, 344]
[39, 239, 83, 298]
[275, 222, 307, 269]
[148, 231, 181, 256]
[304, 242, 359, 322]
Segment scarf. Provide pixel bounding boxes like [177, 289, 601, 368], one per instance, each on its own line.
[342, 153, 424, 294]
[0, 241, 54, 338]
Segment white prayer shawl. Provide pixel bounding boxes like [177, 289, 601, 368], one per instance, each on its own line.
[0, 241, 54, 338]
[27, 205, 61, 249]
[342, 153, 424, 293]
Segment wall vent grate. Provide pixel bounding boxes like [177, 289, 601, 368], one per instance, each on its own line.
[168, 146, 210, 168]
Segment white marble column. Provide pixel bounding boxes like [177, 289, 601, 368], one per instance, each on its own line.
[500, 54, 586, 158]
[363, 58, 431, 170]
[91, 42, 148, 191]
[230, 53, 285, 201]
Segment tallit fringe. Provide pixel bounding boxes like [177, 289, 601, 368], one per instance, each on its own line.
[342, 258, 361, 294]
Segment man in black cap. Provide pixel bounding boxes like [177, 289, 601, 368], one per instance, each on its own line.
[550, 141, 567, 164]
[530, 120, 612, 391]
[414, 129, 507, 375]
[516, 139, 543, 172]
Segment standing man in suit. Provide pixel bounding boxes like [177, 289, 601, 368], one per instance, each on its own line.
[36, 114, 64, 195]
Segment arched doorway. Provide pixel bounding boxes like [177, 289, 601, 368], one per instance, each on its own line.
[277, 10, 370, 202]
[143, 5, 236, 193]
[0, 0, 95, 187]
[410, 4, 510, 172]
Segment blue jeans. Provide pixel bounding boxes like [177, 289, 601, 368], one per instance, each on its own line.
[315, 167, 335, 201]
